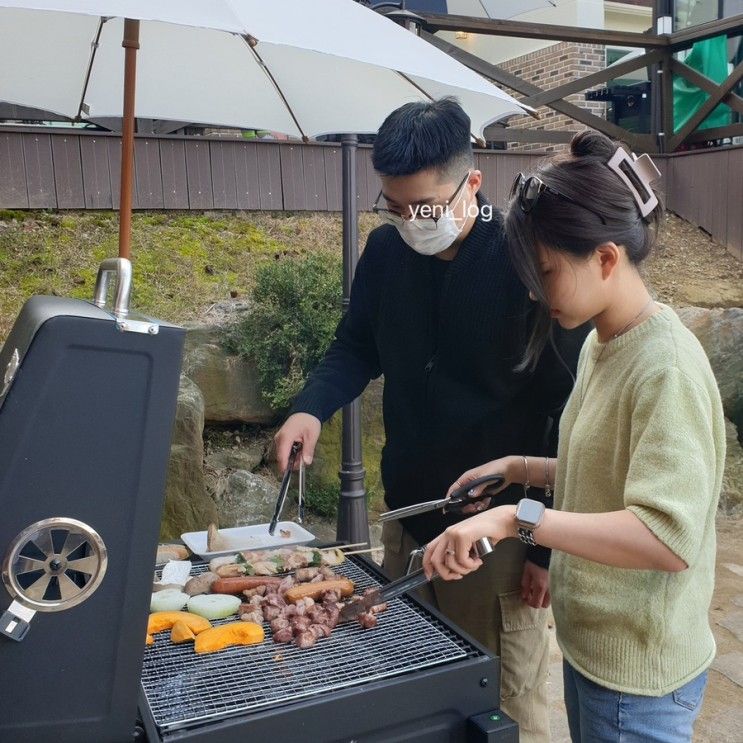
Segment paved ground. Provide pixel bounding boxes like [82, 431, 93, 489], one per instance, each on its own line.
[547, 517, 743, 742]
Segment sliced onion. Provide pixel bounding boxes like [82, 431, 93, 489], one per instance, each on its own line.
[150, 589, 189, 613]
[187, 594, 242, 620]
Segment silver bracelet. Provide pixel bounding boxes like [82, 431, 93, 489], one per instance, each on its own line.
[544, 457, 552, 499]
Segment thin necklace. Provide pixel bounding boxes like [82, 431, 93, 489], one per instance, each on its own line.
[579, 297, 656, 402]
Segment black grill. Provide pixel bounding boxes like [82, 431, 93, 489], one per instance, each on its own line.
[138, 557, 512, 742]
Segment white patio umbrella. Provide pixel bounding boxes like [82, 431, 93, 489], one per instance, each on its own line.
[0, 0, 532, 256]
[446, 0, 556, 19]
[0, 0, 532, 544]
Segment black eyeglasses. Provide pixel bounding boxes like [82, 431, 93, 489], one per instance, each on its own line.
[372, 171, 470, 228]
[509, 172, 607, 225]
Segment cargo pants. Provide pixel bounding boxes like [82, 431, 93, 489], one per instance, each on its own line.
[382, 520, 551, 743]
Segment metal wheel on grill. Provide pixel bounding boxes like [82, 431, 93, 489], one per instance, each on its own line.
[1, 517, 108, 612]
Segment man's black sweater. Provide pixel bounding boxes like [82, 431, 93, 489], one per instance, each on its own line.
[291, 200, 586, 567]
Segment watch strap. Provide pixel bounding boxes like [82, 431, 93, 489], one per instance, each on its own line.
[517, 526, 537, 546]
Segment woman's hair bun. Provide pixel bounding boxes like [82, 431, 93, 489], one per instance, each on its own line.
[569, 130, 617, 159]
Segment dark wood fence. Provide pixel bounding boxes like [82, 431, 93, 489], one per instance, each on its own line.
[656, 146, 743, 261]
[1, 127, 741, 260]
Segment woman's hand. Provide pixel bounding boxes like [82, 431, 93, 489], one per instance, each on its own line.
[521, 561, 551, 608]
[423, 505, 518, 581]
[446, 456, 517, 514]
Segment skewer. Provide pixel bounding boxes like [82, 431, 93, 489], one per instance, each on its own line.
[320, 542, 369, 552]
[340, 547, 385, 556]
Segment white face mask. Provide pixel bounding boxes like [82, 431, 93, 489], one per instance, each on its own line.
[374, 173, 470, 256]
[397, 205, 465, 255]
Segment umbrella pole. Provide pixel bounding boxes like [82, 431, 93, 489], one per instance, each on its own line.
[118, 18, 140, 260]
[337, 134, 370, 546]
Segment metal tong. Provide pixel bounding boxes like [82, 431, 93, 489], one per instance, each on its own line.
[378, 473, 506, 523]
[340, 537, 494, 620]
[268, 441, 305, 535]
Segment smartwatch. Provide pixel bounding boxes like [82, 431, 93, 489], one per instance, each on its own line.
[515, 498, 546, 546]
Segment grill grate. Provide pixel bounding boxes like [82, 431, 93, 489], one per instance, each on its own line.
[141, 557, 478, 733]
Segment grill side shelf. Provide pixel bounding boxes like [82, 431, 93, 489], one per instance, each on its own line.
[141, 556, 483, 734]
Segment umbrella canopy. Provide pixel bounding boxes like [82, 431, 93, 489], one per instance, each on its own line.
[0, 0, 533, 545]
[0, 0, 530, 139]
[442, 0, 556, 19]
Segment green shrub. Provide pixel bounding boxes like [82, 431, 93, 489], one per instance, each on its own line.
[304, 483, 341, 519]
[225, 251, 342, 410]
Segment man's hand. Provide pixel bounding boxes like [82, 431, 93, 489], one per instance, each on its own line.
[521, 560, 550, 609]
[274, 413, 321, 472]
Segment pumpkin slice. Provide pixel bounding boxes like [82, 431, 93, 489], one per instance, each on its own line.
[194, 621, 264, 654]
[147, 610, 211, 635]
[171, 620, 197, 644]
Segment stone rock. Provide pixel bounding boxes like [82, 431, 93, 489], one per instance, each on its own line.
[720, 419, 743, 518]
[205, 445, 265, 473]
[171, 375, 204, 449]
[718, 611, 743, 644]
[209, 470, 279, 528]
[676, 307, 743, 432]
[183, 322, 275, 426]
[160, 445, 217, 540]
[711, 652, 743, 688]
[160, 376, 217, 540]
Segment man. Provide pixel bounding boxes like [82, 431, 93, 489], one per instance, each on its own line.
[274, 98, 586, 742]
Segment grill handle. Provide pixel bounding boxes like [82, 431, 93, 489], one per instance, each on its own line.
[93, 258, 132, 319]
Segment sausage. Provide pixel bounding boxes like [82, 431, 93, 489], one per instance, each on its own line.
[211, 577, 283, 595]
[284, 579, 355, 604]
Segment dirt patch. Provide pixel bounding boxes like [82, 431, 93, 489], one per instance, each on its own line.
[646, 213, 743, 308]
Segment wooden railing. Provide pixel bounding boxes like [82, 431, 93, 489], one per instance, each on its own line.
[1, 127, 741, 260]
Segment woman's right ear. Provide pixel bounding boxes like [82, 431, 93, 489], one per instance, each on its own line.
[596, 242, 621, 280]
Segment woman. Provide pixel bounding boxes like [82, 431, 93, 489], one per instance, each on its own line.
[423, 131, 726, 743]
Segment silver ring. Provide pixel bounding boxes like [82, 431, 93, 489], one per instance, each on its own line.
[445, 548, 455, 555]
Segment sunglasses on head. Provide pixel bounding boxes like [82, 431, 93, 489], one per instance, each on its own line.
[509, 172, 607, 225]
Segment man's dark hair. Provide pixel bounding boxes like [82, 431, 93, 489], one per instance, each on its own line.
[372, 97, 473, 180]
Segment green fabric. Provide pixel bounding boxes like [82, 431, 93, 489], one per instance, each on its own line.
[551, 304, 726, 696]
[673, 35, 732, 132]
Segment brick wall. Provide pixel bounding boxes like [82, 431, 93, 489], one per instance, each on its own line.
[486, 42, 608, 153]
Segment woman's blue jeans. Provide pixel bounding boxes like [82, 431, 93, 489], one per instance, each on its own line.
[563, 660, 707, 743]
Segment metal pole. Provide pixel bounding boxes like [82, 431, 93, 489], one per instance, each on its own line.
[336, 133, 369, 546]
[118, 18, 139, 260]
[655, 0, 674, 153]
[651, 1, 662, 151]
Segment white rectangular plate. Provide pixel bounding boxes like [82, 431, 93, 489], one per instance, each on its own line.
[181, 521, 315, 559]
